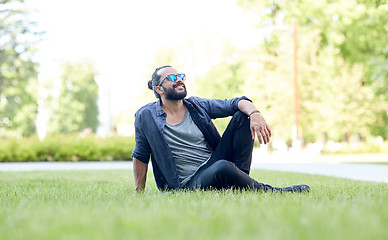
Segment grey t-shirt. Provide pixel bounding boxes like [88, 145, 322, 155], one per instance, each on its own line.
[164, 108, 213, 186]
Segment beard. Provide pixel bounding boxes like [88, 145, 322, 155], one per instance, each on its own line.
[162, 83, 187, 100]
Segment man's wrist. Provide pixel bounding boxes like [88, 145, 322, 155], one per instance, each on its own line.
[248, 110, 261, 117]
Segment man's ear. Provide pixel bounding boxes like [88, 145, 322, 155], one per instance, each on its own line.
[155, 86, 164, 96]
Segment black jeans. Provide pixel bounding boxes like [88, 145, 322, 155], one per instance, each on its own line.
[185, 111, 270, 191]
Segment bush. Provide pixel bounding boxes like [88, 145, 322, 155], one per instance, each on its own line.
[0, 135, 135, 162]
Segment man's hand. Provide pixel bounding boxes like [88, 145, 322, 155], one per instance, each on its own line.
[249, 112, 272, 144]
[237, 99, 272, 144]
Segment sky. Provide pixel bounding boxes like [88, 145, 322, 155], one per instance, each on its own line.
[24, 0, 264, 135]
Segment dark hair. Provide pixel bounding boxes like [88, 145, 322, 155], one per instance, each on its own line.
[147, 65, 172, 98]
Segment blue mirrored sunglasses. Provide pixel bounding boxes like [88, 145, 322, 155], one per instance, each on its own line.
[158, 73, 186, 86]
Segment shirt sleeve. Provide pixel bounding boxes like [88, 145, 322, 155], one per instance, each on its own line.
[131, 111, 151, 164]
[195, 96, 251, 119]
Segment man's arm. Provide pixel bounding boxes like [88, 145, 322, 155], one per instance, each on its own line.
[133, 157, 148, 193]
[238, 99, 272, 144]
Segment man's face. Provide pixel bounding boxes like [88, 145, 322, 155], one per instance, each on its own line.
[158, 67, 187, 100]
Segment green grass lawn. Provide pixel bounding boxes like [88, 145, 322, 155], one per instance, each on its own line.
[1, 170, 387, 240]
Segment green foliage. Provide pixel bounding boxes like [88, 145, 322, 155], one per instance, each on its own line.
[49, 62, 99, 134]
[287, 0, 388, 138]
[195, 62, 244, 99]
[0, 0, 42, 136]
[0, 135, 135, 162]
[234, 0, 388, 141]
[295, 31, 386, 141]
[0, 170, 387, 240]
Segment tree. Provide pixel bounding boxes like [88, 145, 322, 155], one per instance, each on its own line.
[49, 62, 99, 133]
[0, 0, 41, 137]
[281, 0, 388, 138]
[238, 0, 388, 140]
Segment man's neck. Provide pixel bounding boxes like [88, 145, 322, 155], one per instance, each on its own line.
[161, 98, 185, 114]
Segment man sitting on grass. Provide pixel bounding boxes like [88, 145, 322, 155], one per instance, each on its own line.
[132, 65, 310, 193]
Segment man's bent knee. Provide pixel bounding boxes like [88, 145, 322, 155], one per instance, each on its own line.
[231, 111, 250, 127]
[212, 160, 236, 174]
[232, 111, 248, 121]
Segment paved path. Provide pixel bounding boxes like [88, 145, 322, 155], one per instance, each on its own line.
[251, 162, 388, 183]
[250, 152, 388, 183]
[1, 159, 387, 183]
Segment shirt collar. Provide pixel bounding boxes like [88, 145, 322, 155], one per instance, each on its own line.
[155, 99, 166, 117]
[183, 98, 194, 109]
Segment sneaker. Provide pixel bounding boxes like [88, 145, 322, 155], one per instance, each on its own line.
[273, 184, 310, 193]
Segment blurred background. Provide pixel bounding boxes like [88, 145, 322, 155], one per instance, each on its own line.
[1, 0, 387, 160]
